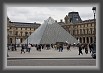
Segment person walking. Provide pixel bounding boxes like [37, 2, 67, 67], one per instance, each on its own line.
[54, 44, 57, 50]
[78, 44, 83, 55]
[89, 44, 93, 53]
[28, 43, 31, 53]
[25, 44, 28, 52]
[59, 44, 63, 52]
[38, 44, 41, 51]
[21, 44, 25, 54]
[85, 44, 88, 54]
[67, 44, 71, 51]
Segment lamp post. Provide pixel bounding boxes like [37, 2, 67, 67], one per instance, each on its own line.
[7, 33, 9, 57]
[15, 33, 17, 51]
[92, 7, 96, 42]
[7, 33, 9, 50]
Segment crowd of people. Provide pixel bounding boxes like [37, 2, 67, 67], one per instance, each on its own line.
[7, 41, 95, 56]
[77, 43, 95, 55]
[19, 43, 95, 55]
[21, 43, 31, 54]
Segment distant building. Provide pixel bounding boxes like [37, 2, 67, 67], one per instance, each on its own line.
[7, 17, 41, 44]
[7, 11, 96, 45]
[60, 12, 96, 44]
[64, 12, 82, 24]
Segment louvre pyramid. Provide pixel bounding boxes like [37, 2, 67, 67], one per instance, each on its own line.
[22, 17, 78, 44]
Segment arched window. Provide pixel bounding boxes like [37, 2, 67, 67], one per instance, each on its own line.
[87, 37, 89, 43]
[83, 37, 85, 43]
[10, 38, 12, 43]
[80, 37, 82, 43]
[21, 38, 22, 43]
[90, 37, 93, 43]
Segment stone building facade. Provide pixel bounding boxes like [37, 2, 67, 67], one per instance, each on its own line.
[61, 14, 96, 44]
[7, 11, 96, 45]
[7, 17, 41, 44]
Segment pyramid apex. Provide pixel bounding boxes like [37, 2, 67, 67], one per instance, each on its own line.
[45, 17, 56, 24]
[49, 17, 52, 18]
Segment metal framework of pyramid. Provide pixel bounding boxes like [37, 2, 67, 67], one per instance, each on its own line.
[22, 17, 78, 44]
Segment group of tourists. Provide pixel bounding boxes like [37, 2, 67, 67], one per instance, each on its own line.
[20, 43, 72, 53]
[21, 43, 31, 54]
[8, 44, 17, 51]
[77, 43, 94, 55]
[16, 42, 95, 55]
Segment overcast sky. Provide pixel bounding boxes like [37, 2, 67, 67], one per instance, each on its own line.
[7, 7, 94, 24]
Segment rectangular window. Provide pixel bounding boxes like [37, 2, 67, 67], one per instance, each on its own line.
[21, 38, 22, 43]
[29, 32, 31, 35]
[25, 32, 28, 36]
[80, 29, 82, 34]
[90, 28, 92, 34]
[83, 29, 85, 34]
[15, 31, 18, 36]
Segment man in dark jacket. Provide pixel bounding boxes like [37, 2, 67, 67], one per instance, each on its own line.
[78, 44, 83, 55]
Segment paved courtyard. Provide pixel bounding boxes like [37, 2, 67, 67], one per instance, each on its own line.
[7, 46, 92, 59]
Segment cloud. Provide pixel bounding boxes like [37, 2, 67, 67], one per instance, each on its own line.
[7, 7, 94, 24]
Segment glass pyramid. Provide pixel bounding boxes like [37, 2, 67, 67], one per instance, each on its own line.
[22, 17, 78, 44]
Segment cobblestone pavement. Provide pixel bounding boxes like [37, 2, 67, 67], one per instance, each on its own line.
[7, 46, 92, 59]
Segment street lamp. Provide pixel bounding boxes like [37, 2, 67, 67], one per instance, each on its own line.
[7, 33, 9, 50]
[7, 33, 9, 57]
[15, 33, 17, 51]
[92, 7, 96, 42]
[92, 7, 96, 21]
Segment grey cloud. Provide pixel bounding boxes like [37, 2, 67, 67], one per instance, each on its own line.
[27, 13, 51, 23]
[47, 7, 68, 11]
[7, 7, 94, 24]
[80, 13, 93, 20]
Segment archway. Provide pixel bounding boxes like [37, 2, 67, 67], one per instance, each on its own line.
[90, 37, 93, 43]
[87, 37, 89, 43]
[10, 38, 12, 44]
[83, 37, 85, 43]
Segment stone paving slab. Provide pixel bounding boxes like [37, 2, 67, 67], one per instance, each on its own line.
[8, 47, 92, 59]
